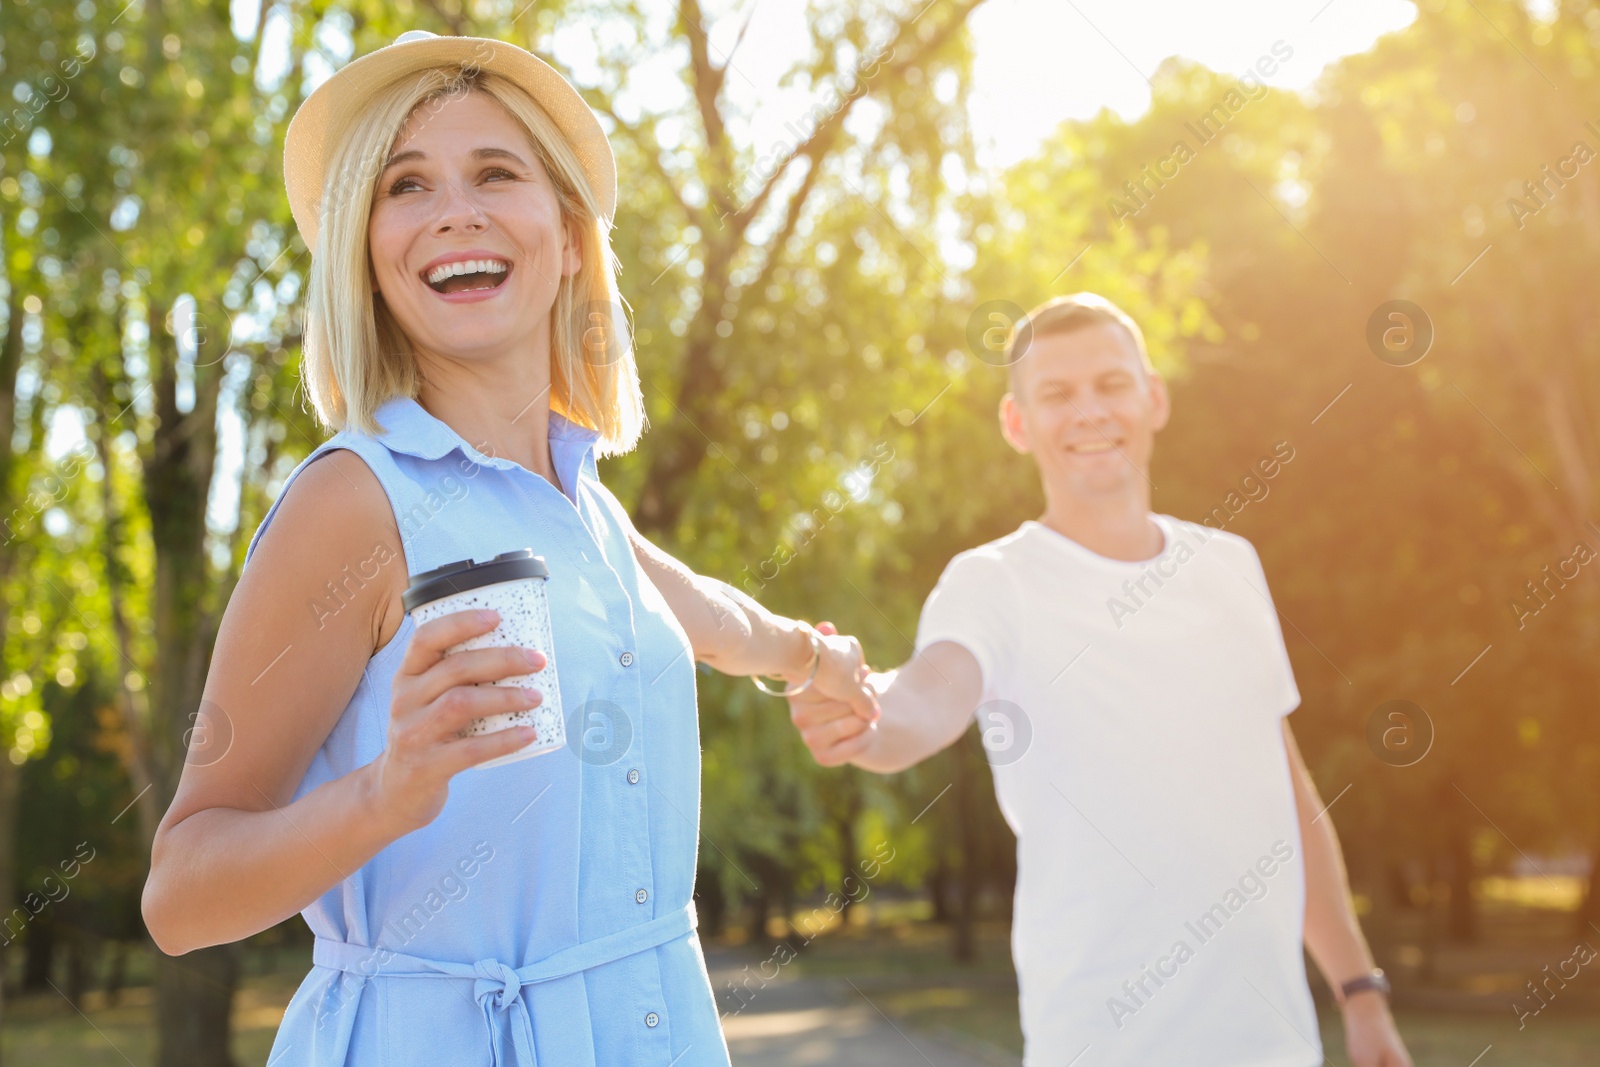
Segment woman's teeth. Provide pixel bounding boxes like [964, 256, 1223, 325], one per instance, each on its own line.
[426, 259, 510, 292]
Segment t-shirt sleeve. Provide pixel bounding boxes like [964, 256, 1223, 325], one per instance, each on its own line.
[914, 552, 1014, 702]
[1236, 539, 1302, 717]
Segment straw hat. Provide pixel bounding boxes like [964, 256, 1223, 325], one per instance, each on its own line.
[282, 29, 617, 251]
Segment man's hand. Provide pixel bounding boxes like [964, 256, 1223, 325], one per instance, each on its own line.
[791, 637, 981, 775]
[788, 682, 879, 767]
[1343, 996, 1412, 1067]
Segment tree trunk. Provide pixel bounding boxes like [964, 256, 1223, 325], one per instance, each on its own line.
[745, 886, 769, 943]
[1417, 853, 1437, 985]
[137, 291, 234, 1066]
[1445, 808, 1478, 945]
[1575, 829, 1600, 938]
[778, 862, 796, 937]
[106, 939, 129, 1007]
[20, 911, 55, 991]
[1542, 383, 1600, 941]
[64, 921, 97, 1008]
[928, 856, 950, 923]
[90, 365, 161, 850]
[695, 866, 726, 939]
[0, 753, 17, 1057]
[0, 265, 31, 1067]
[836, 806, 858, 921]
[155, 942, 239, 1067]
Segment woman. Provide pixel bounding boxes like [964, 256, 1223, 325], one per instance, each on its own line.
[140, 30, 878, 1066]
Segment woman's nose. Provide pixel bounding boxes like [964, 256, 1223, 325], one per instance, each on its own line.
[430, 178, 488, 233]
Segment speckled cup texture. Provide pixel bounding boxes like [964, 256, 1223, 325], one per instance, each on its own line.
[407, 576, 565, 769]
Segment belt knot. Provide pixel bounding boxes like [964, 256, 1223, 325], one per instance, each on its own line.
[473, 958, 522, 1010]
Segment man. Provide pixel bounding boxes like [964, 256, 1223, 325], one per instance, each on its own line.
[793, 295, 1412, 1066]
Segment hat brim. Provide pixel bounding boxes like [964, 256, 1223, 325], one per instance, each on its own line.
[283, 35, 617, 252]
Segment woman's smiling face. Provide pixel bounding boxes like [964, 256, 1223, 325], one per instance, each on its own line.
[368, 89, 580, 367]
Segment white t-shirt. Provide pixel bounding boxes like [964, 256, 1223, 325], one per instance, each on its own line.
[915, 515, 1321, 1067]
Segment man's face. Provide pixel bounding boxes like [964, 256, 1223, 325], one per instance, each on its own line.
[999, 321, 1170, 502]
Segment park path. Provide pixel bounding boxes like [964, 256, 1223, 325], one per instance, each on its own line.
[704, 946, 1018, 1067]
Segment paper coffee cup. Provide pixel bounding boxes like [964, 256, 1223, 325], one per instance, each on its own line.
[402, 549, 565, 769]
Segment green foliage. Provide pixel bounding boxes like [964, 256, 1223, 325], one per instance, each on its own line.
[4, 0, 1600, 1000]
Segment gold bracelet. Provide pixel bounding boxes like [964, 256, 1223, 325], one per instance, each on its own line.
[752, 625, 821, 697]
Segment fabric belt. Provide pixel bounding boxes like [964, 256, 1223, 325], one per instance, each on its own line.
[312, 902, 696, 1066]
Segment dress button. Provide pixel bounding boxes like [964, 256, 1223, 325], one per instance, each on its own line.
[620, 651, 635, 667]
[635, 888, 649, 904]
[627, 768, 640, 784]
[645, 1012, 659, 1028]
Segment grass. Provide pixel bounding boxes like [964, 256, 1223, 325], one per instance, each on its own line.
[5, 889, 1600, 1065]
[10, 974, 1598, 1067]
[766, 901, 1600, 1066]
[1, 965, 300, 1066]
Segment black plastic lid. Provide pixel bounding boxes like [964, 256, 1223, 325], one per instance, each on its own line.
[402, 549, 551, 613]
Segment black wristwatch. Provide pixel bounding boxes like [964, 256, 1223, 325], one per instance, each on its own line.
[1339, 969, 1391, 1004]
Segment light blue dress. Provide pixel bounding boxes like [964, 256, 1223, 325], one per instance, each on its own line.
[254, 396, 730, 1066]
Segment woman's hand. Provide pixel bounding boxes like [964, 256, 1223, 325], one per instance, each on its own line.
[369, 608, 547, 834]
[808, 621, 880, 722]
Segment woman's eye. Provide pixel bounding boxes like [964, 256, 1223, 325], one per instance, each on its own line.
[387, 168, 515, 196]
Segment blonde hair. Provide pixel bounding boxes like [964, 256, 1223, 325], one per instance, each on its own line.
[1005, 292, 1154, 391]
[301, 67, 643, 456]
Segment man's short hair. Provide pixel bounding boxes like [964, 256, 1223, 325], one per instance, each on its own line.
[1005, 293, 1154, 393]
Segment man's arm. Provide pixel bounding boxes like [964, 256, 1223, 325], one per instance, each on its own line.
[1286, 720, 1413, 1067]
[790, 640, 982, 773]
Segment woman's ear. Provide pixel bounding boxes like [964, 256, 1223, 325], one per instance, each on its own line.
[561, 215, 583, 277]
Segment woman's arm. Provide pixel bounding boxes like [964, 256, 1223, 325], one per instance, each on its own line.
[142, 452, 542, 955]
[625, 529, 878, 720]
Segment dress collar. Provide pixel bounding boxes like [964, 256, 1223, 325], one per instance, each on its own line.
[368, 395, 599, 485]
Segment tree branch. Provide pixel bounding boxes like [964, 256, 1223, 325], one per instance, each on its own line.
[418, 0, 468, 37]
[588, 96, 703, 228]
[635, 0, 990, 534]
[742, 149, 826, 306]
[731, 0, 989, 231]
[677, 0, 735, 213]
[722, 2, 758, 69]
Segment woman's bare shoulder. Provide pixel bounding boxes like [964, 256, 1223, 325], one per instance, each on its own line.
[245, 447, 407, 663]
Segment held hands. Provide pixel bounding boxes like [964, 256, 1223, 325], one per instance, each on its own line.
[805, 621, 881, 722]
[371, 608, 546, 834]
[787, 621, 880, 767]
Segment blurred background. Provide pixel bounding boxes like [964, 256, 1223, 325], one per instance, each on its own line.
[3, 0, 1600, 1063]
